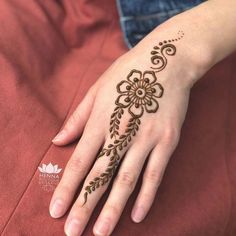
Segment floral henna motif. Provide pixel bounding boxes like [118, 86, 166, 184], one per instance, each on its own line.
[82, 32, 184, 205]
[116, 70, 164, 118]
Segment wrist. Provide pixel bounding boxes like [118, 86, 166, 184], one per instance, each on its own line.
[131, 2, 221, 88]
[131, 28, 211, 90]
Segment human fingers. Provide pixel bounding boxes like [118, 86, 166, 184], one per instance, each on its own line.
[93, 141, 151, 236]
[52, 85, 97, 145]
[50, 112, 105, 218]
[63, 130, 133, 236]
[131, 134, 179, 223]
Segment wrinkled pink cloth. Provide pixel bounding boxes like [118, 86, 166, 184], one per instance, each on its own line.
[0, 0, 236, 235]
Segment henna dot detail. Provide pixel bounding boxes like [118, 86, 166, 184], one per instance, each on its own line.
[134, 78, 139, 82]
[126, 85, 131, 90]
[135, 88, 146, 98]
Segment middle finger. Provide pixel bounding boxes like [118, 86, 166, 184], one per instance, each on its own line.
[93, 141, 151, 236]
[64, 133, 132, 236]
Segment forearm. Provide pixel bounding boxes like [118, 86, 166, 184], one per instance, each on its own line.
[133, 0, 236, 86]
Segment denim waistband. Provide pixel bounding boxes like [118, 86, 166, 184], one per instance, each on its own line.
[116, 0, 205, 48]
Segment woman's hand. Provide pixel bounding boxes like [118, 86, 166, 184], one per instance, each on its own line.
[49, 0, 236, 235]
[49, 28, 201, 236]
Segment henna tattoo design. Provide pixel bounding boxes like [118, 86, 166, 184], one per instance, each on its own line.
[115, 70, 164, 117]
[109, 107, 124, 139]
[84, 117, 140, 203]
[150, 30, 184, 72]
[82, 31, 184, 205]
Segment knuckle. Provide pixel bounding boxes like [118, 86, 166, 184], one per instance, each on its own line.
[105, 204, 120, 216]
[79, 202, 90, 215]
[91, 167, 103, 179]
[162, 126, 180, 146]
[115, 171, 136, 190]
[144, 170, 162, 186]
[140, 191, 155, 203]
[68, 157, 86, 174]
[143, 123, 155, 137]
[85, 165, 105, 186]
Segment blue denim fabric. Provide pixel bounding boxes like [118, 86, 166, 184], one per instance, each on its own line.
[116, 0, 205, 48]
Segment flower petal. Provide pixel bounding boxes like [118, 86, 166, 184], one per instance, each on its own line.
[145, 98, 159, 113]
[143, 71, 157, 86]
[147, 82, 164, 98]
[42, 164, 47, 171]
[56, 168, 62, 174]
[117, 80, 132, 94]
[128, 103, 144, 117]
[127, 70, 142, 84]
[46, 163, 54, 174]
[54, 164, 58, 172]
[115, 94, 131, 108]
[38, 167, 43, 173]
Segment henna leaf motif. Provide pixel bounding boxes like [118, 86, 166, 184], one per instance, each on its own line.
[109, 107, 124, 139]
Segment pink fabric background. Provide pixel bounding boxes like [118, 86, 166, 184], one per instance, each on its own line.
[0, 0, 236, 235]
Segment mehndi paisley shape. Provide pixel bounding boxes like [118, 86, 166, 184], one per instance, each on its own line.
[82, 32, 184, 205]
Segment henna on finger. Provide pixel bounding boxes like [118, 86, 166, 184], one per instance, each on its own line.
[83, 31, 184, 205]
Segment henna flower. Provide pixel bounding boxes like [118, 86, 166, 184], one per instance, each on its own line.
[115, 69, 164, 117]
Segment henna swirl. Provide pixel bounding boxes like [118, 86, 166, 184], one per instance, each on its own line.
[150, 44, 176, 71]
[150, 30, 184, 72]
[82, 31, 184, 205]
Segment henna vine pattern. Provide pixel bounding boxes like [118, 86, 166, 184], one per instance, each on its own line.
[83, 31, 184, 205]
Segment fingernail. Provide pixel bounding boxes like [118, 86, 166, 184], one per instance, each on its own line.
[52, 130, 66, 142]
[132, 207, 145, 223]
[66, 219, 82, 236]
[94, 218, 110, 236]
[50, 199, 65, 218]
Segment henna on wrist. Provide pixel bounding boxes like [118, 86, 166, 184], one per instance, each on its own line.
[82, 31, 184, 205]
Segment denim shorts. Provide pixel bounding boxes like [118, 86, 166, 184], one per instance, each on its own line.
[116, 0, 205, 48]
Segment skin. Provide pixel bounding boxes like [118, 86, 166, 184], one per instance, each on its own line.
[49, 0, 236, 235]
